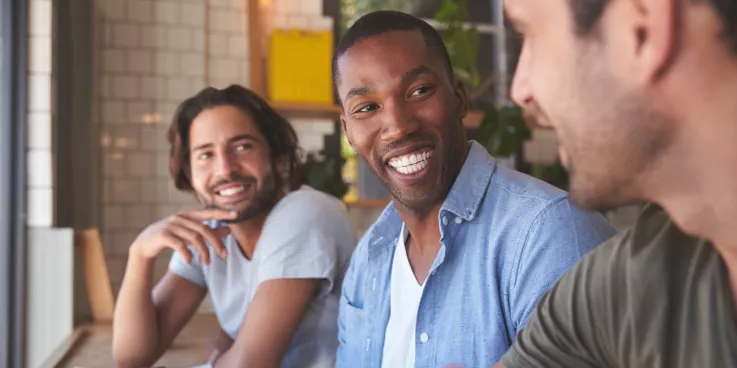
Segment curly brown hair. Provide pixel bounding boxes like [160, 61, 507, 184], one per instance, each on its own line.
[167, 85, 303, 192]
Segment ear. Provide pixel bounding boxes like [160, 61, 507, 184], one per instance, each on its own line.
[633, 0, 678, 83]
[454, 79, 469, 120]
[340, 114, 357, 152]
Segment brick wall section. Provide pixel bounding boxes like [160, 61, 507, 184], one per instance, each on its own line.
[95, 0, 250, 292]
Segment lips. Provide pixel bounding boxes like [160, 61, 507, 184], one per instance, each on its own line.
[212, 181, 253, 201]
[386, 148, 434, 176]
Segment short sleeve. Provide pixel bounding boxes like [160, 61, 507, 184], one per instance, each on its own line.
[255, 190, 353, 298]
[168, 247, 207, 288]
[510, 198, 615, 333]
[502, 230, 627, 368]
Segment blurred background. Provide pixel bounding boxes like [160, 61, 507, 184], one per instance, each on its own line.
[0, 0, 642, 366]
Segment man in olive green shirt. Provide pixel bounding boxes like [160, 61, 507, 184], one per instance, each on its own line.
[495, 0, 737, 366]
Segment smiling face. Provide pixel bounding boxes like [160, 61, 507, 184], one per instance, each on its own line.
[188, 105, 280, 222]
[337, 30, 468, 214]
[506, 0, 675, 210]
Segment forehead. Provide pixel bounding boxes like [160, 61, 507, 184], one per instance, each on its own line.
[336, 30, 443, 91]
[189, 105, 261, 145]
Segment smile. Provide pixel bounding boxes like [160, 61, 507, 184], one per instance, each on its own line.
[387, 149, 433, 175]
[214, 183, 252, 199]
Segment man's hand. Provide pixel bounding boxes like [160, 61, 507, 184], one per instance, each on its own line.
[129, 209, 237, 265]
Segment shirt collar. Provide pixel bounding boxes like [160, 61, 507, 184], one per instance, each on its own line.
[441, 141, 495, 221]
[367, 141, 495, 249]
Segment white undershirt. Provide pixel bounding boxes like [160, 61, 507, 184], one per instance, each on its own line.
[381, 224, 425, 368]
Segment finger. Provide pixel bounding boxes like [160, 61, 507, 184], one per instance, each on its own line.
[161, 232, 193, 264]
[173, 216, 229, 259]
[178, 208, 238, 222]
[169, 225, 211, 265]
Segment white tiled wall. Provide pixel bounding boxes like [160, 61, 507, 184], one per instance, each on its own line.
[94, 0, 249, 292]
[27, 0, 55, 228]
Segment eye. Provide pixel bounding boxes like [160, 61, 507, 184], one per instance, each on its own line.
[353, 103, 379, 114]
[196, 152, 211, 161]
[235, 143, 253, 151]
[409, 85, 434, 98]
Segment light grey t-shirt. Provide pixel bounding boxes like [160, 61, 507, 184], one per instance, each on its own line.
[169, 186, 357, 368]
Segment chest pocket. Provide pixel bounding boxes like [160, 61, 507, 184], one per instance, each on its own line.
[337, 301, 367, 367]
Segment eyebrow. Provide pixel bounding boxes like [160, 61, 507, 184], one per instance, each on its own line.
[191, 134, 261, 152]
[344, 86, 375, 102]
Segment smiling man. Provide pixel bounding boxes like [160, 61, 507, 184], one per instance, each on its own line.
[495, 0, 737, 366]
[333, 11, 615, 367]
[112, 85, 355, 368]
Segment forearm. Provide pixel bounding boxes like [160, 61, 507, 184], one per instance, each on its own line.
[112, 251, 161, 367]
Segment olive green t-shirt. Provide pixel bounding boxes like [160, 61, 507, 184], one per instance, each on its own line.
[501, 205, 737, 367]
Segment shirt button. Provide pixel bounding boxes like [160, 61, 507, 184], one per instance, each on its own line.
[371, 277, 376, 291]
[420, 332, 429, 343]
[442, 216, 448, 225]
[455, 217, 462, 224]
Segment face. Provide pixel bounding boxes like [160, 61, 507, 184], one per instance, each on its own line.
[507, 0, 673, 210]
[189, 105, 280, 223]
[337, 30, 469, 214]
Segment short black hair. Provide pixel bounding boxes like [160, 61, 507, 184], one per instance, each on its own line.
[570, 0, 737, 53]
[167, 85, 302, 192]
[332, 10, 454, 88]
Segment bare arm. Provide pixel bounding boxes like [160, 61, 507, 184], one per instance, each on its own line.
[211, 278, 320, 368]
[113, 263, 206, 367]
[112, 209, 235, 367]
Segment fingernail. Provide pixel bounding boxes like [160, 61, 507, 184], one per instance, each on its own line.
[230, 211, 238, 216]
[221, 250, 228, 258]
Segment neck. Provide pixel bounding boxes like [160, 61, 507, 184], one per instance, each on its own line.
[395, 201, 443, 256]
[646, 69, 737, 300]
[228, 213, 268, 260]
[227, 190, 285, 259]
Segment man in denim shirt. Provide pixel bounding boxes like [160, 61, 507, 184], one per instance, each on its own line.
[333, 11, 615, 368]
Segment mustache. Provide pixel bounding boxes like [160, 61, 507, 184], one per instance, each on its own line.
[207, 173, 257, 193]
[376, 133, 434, 161]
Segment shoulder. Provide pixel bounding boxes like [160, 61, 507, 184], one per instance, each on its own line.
[266, 186, 350, 227]
[562, 204, 707, 302]
[482, 165, 614, 247]
[273, 185, 348, 214]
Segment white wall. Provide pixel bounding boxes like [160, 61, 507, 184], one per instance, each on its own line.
[25, 0, 78, 366]
[26, 228, 74, 368]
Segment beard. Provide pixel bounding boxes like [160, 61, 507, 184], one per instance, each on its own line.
[200, 168, 281, 224]
[547, 45, 674, 211]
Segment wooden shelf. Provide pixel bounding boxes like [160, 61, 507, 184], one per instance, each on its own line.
[271, 101, 342, 120]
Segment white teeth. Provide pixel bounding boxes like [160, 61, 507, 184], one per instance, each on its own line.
[218, 186, 244, 197]
[388, 149, 434, 174]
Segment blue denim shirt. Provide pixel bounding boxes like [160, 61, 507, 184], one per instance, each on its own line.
[337, 142, 615, 368]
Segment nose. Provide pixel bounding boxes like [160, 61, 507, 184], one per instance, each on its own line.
[213, 151, 236, 177]
[379, 99, 420, 142]
[510, 42, 536, 110]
